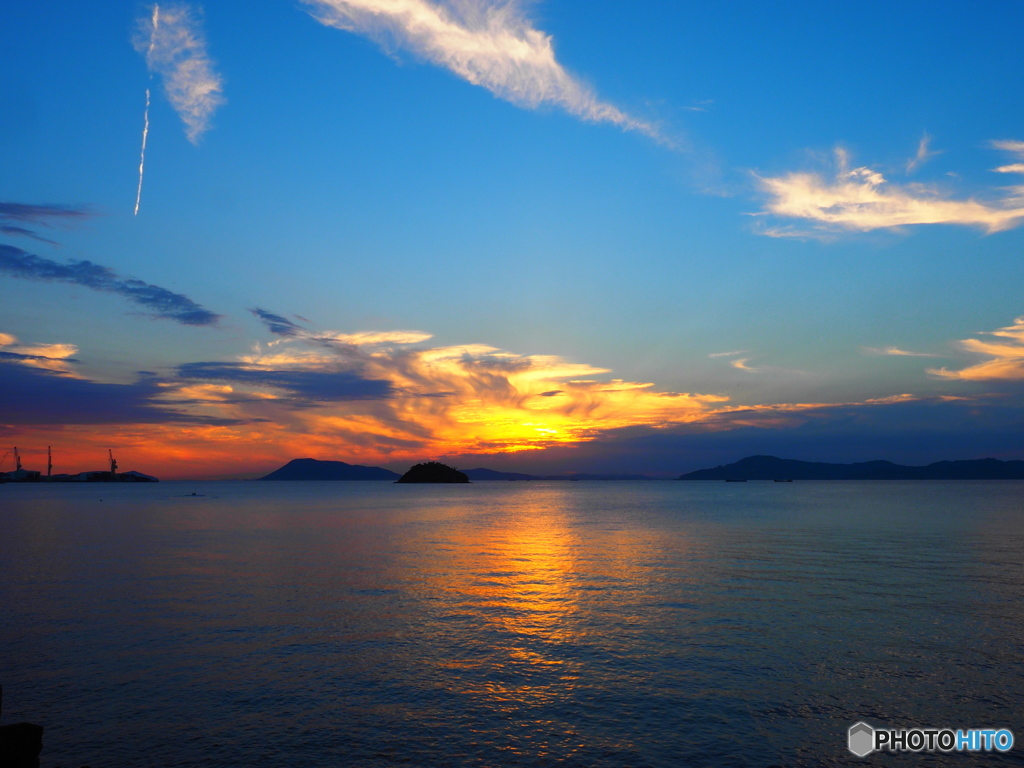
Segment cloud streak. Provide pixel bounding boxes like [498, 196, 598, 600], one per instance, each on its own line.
[862, 346, 938, 358]
[0, 225, 58, 245]
[929, 316, 1024, 381]
[303, 0, 656, 139]
[251, 307, 433, 347]
[756, 144, 1024, 235]
[0, 202, 93, 243]
[134, 3, 224, 143]
[251, 308, 306, 337]
[708, 349, 749, 359]
[0, 202, 93, 225]
[0, 245, 221, 326]
[906, 133, 940, 174]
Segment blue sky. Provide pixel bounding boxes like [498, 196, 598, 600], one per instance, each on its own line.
[2, 1, 1024, 477]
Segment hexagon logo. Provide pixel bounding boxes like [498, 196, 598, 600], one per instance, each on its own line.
[848, 722, 875, 757]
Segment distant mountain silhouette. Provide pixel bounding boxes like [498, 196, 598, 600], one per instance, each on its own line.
[679, 455, 1024, 481]
[463, 468, 657, 481]
[463, 468, 538, 481]
[555, 473, 656, 481]
[260, 458, 400, 481]
[397, 461, 469, 483]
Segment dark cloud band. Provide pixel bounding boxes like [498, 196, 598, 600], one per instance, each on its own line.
[178, 361, 393, 402]
[0, 202, 92, 224]
[0, 245, 221, 326]
[250, 307, 305, 337]
[0, 362, 236, 426]
[0, 225, 58, 245]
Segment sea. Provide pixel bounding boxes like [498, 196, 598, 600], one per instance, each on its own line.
[1, 480, 1023, 767]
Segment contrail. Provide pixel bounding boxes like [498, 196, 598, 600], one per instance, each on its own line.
[134, 88, 151, 216]
[134, 5, 159, 216]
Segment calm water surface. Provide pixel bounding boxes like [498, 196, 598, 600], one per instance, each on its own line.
[2, 481, 1023, 766]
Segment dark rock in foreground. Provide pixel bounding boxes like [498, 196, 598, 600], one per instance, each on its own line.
[0, 686, 44, 768]
[260, 458, 400, 481]
[0, 722, 43, 767]
[397, 462, 469, 483]
[679, 455, 1024, 481]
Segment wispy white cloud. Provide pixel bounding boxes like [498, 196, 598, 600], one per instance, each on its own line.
[990, 139, 1024, 175]
[708, 349, 748, 358]
[906, 133, 941, 174]
[708, 349, 761, 371]
[756, 144, 1024, 235]
[862, 346, 939, 358]
[134, 4, 224, 143]
[929, 316, 1024, 381]
[683, 99, 713, 113]
[302, 0, 658, 139]
[991, 140, 1024, 155]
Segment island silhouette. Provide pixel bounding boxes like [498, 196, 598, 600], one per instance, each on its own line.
[260, 458, 400, 481]
[256, 459, 658, 482]
[396, 461, 469, 483]
[249, 455, 1024, 484]
[679, 455, 1024, 481]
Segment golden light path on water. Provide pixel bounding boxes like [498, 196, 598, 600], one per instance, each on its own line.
[385, 485, 703, 756]
[4, 482, 1023, 766]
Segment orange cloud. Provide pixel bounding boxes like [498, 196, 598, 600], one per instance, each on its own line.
[0, 332, 79, 374]
[929, 316, 1024, 381]
[180, 337, 731, 459]
[0, 324, 950, 479]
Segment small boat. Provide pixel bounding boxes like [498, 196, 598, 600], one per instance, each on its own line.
[774, 479, 794, 483]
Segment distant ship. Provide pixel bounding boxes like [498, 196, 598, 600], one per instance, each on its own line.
[0, 447, 158, 483]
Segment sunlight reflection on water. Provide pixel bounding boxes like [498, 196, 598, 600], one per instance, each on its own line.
[2, 481, 1024, 766]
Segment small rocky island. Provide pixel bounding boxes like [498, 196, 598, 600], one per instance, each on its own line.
[396, 461, 470, 483]
[260, 458, 399, 481]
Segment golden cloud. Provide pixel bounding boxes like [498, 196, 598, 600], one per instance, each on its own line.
[185, 337, 730, 457]
[3, 325, 950, 479]
[929, 316, 1024, 381]
[0, 332, 79, 375]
